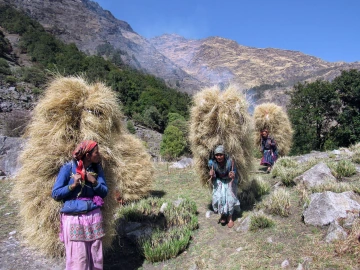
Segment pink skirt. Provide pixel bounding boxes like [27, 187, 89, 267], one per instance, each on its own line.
[60, 208, 105, 270]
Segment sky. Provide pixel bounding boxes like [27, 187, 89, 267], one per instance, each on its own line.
[94, 0, 360, 63]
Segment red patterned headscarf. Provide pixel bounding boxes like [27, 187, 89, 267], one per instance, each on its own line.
[72, 140, 98, 180]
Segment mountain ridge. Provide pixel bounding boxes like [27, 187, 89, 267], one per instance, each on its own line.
[2, 0, 360, 100]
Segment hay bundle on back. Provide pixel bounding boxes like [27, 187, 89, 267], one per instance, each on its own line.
[253, 103, 293, 156]
[112, 134, 154, 201]
[12, 75, 153, 257]
[189, 84, 253, 188]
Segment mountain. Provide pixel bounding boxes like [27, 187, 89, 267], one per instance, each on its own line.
[2, 0, 360, 102]
[1, 0, 203, 94]
[149, 34, 360, 89]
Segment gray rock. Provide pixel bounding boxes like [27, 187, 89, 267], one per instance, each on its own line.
[169, 157, 193, 169]
[205, 210, 212, 218]
[303, 191, 360, 226]
[294, 151, 329, 163]
[294, 162, 336, 188]
[325, 221, 347, 243]
[173, 198, 184, 207]
[281, 259, 290, 268]
[159, 202, 168, 213]
[0, 136, 24, 177]
[236, 215, 251, 233]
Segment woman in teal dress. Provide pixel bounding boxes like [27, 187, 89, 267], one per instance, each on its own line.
[209, 145, 240, 228]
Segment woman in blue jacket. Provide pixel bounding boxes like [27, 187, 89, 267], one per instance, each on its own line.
[52, 140, 108, 270]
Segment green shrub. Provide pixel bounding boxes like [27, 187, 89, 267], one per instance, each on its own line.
[250, 213, 275, 231]
[126, 120, 136, 134]
[160, 125, 187, 159]
[5, 75, 16, 85]
[0, 58, 11, 75]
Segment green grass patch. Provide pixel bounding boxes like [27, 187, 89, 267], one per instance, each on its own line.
[249, 212, 275, 231]
[116, 196, 198, 262]
[327, 159, 357, 179]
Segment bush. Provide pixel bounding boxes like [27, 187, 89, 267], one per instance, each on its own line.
[250, 212, 275, 231]
[5, 75, 16, 85]
[126, 120, 136, 134]
[21, 67, 47, 87]
[160, 125, 187, 159]
[0, 58, 11, 75]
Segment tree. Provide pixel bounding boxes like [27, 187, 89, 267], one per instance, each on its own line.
[287, 80, 339, 154]
[160, 125, 187, 159]
[331, 69, 360, 146]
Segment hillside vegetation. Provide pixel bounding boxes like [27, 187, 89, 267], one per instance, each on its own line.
[0, 4, 190, 133]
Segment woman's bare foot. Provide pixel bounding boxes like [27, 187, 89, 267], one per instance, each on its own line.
[227, 216, 234, 228]
[267, 167, 271, 173]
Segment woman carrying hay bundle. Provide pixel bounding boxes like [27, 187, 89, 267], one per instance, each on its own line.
[52, 140, 107, 269]
[259, 128, 278, 173]
[209, 145, 240, 228]
[253, 103, 293, 173]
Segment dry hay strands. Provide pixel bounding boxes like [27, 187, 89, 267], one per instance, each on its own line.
[11, 75, 128, 257]
[111, 134, 154, 202]
[189, 84, 254, 188]
[253, 102, 293, 156]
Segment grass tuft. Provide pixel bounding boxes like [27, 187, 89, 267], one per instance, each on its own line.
[327, 160, 357, 179]
[249, 212, 275, 231]
[260, 188, 291, 217]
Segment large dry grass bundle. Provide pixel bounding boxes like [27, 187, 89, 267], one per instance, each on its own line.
[112, 134, 154, 201]
[253, 103, 293, 156]
[12, 75, 153, 257]
[189, 84, 253, 188]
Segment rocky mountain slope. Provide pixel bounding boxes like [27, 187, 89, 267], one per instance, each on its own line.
[2, 0, 360, 102]
[1, 0, 203, 94]
[149, 34, 360, 89]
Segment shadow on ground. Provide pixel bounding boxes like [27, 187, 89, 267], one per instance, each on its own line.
[104, 234, 144, 270]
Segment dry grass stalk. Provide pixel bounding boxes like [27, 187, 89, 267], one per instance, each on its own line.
[335, 218, 360, 260]
[188, 84, 253, 188]
[12, 75, 153, 257]
[253, 103, 293, 156]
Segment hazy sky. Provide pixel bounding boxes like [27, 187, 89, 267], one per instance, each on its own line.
[94, 0, 359, 63]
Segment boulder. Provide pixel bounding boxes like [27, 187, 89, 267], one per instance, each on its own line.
[169, 157, 193, 169]
[303, 191, 360, 226]
[294, 162, 336, 188]
[0, 136, 24, 177]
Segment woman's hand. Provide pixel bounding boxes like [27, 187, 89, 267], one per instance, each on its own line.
[86, 172, 98, 186]
[69, 173, 82, 190]
[209, 168, 215, 178]
[229, 171, 235, 179]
